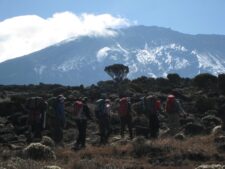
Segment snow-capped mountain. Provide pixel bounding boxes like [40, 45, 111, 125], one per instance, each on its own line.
[0, 26, 225, 85]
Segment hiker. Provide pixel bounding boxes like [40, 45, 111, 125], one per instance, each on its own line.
[218, 103, 225, 131]
[95, 98, 111, 145]
[25, 96, 47, 141]
[73, 97, 92, 150]
[165, 94, 186, 135]
[105, 99, 112, 117]
[142, 95, 160, 138]
[51, 94, 66, 145]
[118, 97, 133, 139]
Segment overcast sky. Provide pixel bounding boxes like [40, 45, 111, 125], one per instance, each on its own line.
[0, 0, 224, 63]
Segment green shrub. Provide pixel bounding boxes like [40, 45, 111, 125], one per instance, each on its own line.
[23, 143, 56, 160]
[167, 73, 181, 85]
[193, 73, 217, 89]
[41, 136, 55, 149]
[195, 96, 216, 114]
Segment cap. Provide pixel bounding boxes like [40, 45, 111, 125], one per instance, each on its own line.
[82, 97, 88, 102]
[168, 94, 175, 98]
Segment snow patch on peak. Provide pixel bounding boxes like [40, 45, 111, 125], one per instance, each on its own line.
[169, 43, 187, 52]
[34, 65, 46, 75]
[56, 56, 85, 72]
[193, 51, 225, 74]
[96, 47, 111, 62]
[136, 49, 157, 64]
[174, 57, 190, 69]
[136, 43, 188, 65]
[116, 43, 129, 55]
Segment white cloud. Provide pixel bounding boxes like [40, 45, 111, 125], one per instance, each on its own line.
[0, 12, 130, 63]
[96, 47, 111, 62]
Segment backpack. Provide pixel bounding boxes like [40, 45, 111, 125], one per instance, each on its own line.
[144, 95, 157, 115]
[119, 97, 130, 117]
[155, 100, 161, 111]
[26, 97, 45, 122]
[74, 101, 83, 117]
[26, 97, 36, 110]
[165, 95, 178, 113]
[48, 97, 57, 108]
[95, 99, 106, 119]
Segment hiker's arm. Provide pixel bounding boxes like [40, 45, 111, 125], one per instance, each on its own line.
[177, 101, 186, 116]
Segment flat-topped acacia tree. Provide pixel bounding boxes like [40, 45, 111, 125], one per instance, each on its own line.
[104, 64, 129, 82]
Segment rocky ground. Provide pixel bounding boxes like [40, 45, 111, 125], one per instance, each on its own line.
[0, 73, 225, 169]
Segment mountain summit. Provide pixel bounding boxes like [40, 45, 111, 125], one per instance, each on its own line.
[0, 26, 225, 85]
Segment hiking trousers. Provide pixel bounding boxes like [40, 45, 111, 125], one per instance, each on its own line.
[98, 116, 110, 144]
[120, 115, 133, 139]
[75, 119, 87, 147]
[28, 120, 42, 142]
[167, 113, 180, 135]
[149, 114, 159, 138]
[53, 118, 65, 144]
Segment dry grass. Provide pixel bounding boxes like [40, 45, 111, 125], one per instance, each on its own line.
[152, 135, 217, 156]
[1, 134, 224, 169]
[54, 135, 224, 169]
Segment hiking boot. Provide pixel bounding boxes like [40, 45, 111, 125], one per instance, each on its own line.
[80, 145, 86, 149]
[71, 144, 81, 151]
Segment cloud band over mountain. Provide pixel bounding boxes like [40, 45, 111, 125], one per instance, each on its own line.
[0, 12, 130, 63]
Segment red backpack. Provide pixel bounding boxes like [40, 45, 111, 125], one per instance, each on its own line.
[74, 101, 83, 117]
[165, 95, 175, 113]
[119, 97, 129, 117]
[26, 97, 45, 123]
[155, 100, 161, 111]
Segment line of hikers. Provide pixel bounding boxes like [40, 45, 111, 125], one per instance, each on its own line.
[23, 93, 187, 149]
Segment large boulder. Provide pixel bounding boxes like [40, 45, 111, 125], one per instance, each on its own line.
[202, 115, 222, 133]
[0, 101, 23, 117]
[180, 115, 196, 126]
[195, 96, 216, 114]
[212, 126, 225, 137]
[174, 132, 186, 140]
[214, 136, 225, 153]
[183, 122, 205, 136]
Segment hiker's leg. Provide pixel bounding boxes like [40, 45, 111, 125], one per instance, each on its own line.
[167, 113, 180, 135]
[99, 120, 105, 144]
[81, 120, 87, 147]
[127, 116, 133, 139]
[120, 117, 125, 138]
[75, 120, 82, 146]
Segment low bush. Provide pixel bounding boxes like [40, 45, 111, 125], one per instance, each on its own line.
[23, 143, 56, 160]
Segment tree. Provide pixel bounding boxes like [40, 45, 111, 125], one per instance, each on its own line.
[167, 73, 181, 87]
[104, 64, 129, 82]
[193, 73, 217, 89]
[167, 73, 181, 83]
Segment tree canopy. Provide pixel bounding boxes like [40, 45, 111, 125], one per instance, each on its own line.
[104, 64, 129, 82]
